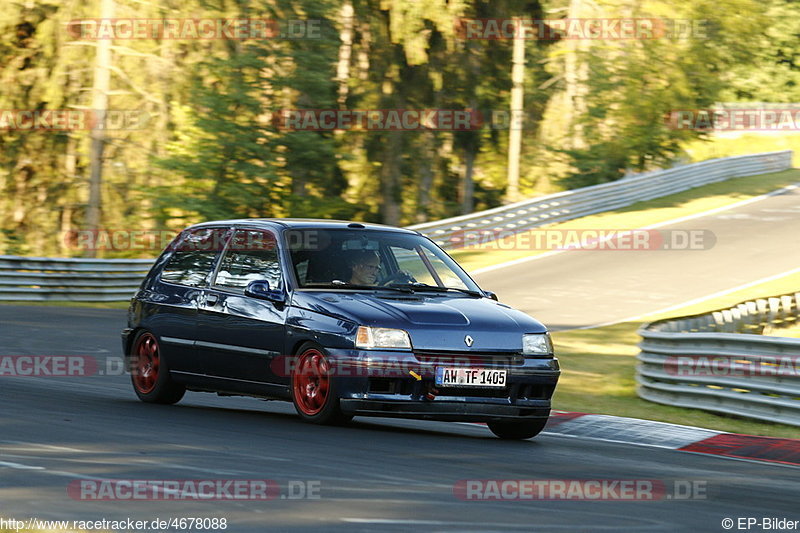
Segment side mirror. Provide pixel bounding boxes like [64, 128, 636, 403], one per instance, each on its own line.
[245, 280, 286, 304]
[483, 290, 498, 301]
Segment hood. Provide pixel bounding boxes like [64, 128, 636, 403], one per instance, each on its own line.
[291, 290, 546, 351]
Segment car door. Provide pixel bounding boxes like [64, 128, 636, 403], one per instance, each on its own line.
[196, 228, 288, 390]
[151, 227, 227, 375]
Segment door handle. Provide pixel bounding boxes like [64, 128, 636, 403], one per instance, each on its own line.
[206, 293, 219, 306]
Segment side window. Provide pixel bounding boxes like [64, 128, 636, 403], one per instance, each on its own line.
[160, 228, 225, 287]
[214, 229, 282, 292]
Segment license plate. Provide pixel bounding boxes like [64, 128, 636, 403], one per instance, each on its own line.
[435, 367, 507, 388]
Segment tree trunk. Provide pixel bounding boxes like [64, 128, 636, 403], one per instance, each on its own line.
[461, 144, 475, 213]
[380, 129, 402, 225]
[461, 39, 480, 214]
[85, 0, 114, 257]
[416, 131, 435, 222]
[506, 17, 525, 203]
[565, 0, 588, 150]
[336, 0, 354, 108]
[12, 162, 31, 225]
[61, 134, 78, 256]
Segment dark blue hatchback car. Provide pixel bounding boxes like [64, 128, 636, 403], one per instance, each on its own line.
[123, 219, 560, 439]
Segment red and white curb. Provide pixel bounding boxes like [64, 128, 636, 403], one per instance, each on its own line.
[543, 411, 800, 467]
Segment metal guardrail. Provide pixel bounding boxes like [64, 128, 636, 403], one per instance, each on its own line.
[637, 292, 800, 427]
[0, 256, 154, 302]
[0, 150, 793, 302]
[409, 150, 792, 248]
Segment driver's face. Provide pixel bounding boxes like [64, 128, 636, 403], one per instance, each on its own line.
[351, 257, 381, 285]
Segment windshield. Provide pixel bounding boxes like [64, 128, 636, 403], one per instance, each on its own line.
[285, 228, 481, 293]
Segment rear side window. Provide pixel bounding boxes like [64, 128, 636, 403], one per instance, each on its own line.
[214, 229, 282, 292]
[160, 228, 227, 287]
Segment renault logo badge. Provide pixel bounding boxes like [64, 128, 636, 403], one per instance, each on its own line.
[464, 335, 474, 347]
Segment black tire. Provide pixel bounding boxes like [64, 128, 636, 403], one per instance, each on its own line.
[129, 330, 185, 405]
[290, 342, 352, 425]
[487, 418, 548, 440]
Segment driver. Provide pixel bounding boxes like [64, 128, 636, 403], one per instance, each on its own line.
[348, 250, 381, 285]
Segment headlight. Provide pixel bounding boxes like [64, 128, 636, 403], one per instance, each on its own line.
[356, 326, 412, 349]
[522, 333, 553, 355]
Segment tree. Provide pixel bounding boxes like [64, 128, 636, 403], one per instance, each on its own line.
[557, 0, 769, 187]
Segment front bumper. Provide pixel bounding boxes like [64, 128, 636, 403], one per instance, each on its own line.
[340, 398, 551, 422]
[326, 348, 560, 422]
[121, 327, 134, 355]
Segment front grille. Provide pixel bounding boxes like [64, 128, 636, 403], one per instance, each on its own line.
[368, 378, 394, 394]
[368, 378, 415, 395]
[435, 386, 510, 398]
[413, 350, 524, 366]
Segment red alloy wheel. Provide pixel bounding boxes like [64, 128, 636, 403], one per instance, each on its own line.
[292, 348, 331, 416]
[132, 332, 160, 394]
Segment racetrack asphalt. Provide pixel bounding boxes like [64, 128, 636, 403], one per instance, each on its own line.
[1, 305, 798, 532]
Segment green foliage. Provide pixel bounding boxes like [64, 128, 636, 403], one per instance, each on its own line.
[720, 0, 800, 102]
[558, 0, 772, 188]
[156, 45, 283, 221]
[0, 0, 795, 256]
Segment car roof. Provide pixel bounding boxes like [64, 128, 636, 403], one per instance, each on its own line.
[187, 218, 420, 235]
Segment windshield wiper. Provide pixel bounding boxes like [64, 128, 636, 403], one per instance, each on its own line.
[304, 282, 414, 293]
[387, 282, 483, 297]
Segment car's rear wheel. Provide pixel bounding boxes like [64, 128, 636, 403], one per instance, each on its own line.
[129, 331, 185, 404]
[487, 418, 548, 440]
[291, 343, 352, 425]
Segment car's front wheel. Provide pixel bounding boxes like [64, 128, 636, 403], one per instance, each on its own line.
[291, 343, 352, 425]
[487, 418, 548, 440]
[129, 331, 185, 404]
